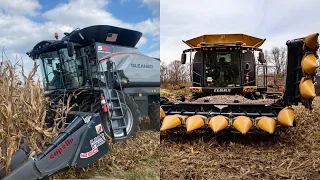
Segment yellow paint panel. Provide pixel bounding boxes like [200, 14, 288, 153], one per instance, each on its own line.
[189, 87, 203, 93]
[184, 34, 266, 48]
[243, 86, 257, 93]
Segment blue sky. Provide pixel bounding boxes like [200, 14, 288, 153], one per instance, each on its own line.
[0, 0, 159, 76]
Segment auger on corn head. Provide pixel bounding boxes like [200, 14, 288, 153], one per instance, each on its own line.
[1, 25, 160, 179]
[160, 33, 319, 135]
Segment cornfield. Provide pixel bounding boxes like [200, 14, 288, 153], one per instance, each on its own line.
[0, 59, 68, 176]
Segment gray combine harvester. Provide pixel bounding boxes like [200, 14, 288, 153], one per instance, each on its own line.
[1, 25, 160, 180]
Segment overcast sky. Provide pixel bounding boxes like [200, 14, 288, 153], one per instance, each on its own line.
[160, 0, 320, 64]
[0, 0, 159, 75]
[2, 0, 320, 72]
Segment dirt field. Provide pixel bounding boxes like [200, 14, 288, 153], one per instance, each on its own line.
[160, 91, 320, 180]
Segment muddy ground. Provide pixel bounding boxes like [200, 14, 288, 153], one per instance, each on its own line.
[160, 94, 320, 180]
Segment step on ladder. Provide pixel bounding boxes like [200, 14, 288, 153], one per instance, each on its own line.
[101, 60, 128, 139]
[105, 89, 127, 138]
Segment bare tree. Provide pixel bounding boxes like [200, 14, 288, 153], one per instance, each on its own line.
[263, 47, 287, 87]
[160, 62, 167, 83]
[267, 47, 287, 77]
[160, 60, 191, 86]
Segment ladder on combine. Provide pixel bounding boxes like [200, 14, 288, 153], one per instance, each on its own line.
[106, 89, 128, 138]
[83, 55, 129, 140]
[100, 59, 128, 139]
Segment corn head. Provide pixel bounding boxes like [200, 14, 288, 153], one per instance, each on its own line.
[160, 33, 319, 135]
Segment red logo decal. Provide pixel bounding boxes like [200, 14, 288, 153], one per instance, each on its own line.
[80, 148, 99, 159]
[102, 46, 110, 51]
[49, 138, 74, 159]
[95, 124, 103, 134]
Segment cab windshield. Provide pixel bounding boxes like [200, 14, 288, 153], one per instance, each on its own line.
[39, 48, 83, 90]
[204, 51, 241, 87]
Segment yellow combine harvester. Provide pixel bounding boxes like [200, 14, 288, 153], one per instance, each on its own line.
[160, 33, 319, 135]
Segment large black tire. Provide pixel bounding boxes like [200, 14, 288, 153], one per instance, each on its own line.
[74, 91, 140, 142]
[148, 101, 160, 130]
[111, 91, 141, 142]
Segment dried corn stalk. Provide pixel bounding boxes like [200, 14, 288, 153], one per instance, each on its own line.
[0, 57, 71, 175]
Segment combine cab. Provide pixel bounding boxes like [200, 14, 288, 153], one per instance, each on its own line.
[179, 34, 283, 100]
[160, 33, 319, 135]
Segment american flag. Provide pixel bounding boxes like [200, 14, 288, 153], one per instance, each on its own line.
[106, 33, 118, 42]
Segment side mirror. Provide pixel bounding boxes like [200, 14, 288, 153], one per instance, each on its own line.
[181, 53, 186, 64]
[258, 52, 266, 64]
[67, 42, 74, 57]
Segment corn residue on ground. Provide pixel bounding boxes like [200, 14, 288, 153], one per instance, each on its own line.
[55, 130, 160, 180]
[160, 91, 320, 180]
